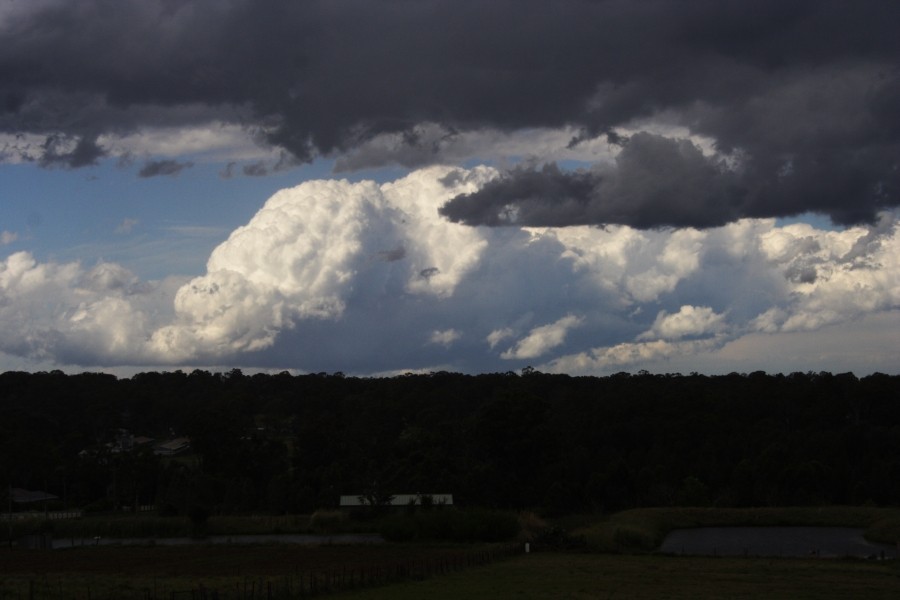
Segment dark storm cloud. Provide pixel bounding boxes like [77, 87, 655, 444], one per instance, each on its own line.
[138, 159, 193, 178]
[440, 131, 900, 229]
[242, 162, 269, 177]
[2, 0, 899, 226]
[441, 134, 745, 228]
[38, 134, 105, 168]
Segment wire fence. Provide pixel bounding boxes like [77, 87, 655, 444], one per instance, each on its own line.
[1, 543, 523, 599]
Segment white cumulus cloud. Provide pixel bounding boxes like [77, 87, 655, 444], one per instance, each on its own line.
[542, 338, 723, 374]
[486, 328, 514, 349]
[501, 314, 584, 360]
[0, 251, 176, 365]
[147, 166, 497, 361]
[639, 305, 726, 341]
[429, 329, 461, 347]
[0, 167, 898, 375]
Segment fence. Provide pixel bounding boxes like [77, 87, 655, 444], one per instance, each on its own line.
[0, 544, 522, 599]
[2, 511, 83, 521]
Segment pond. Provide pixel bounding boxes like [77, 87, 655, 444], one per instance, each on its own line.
[659, 527, 898, 558]
[51, 533, 384, 550]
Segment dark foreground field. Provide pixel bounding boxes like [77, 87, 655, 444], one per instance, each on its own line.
[0, 543, 509, 598]
[5, 507, 900, 598]
[3, 544, 900, 599]
[330, 553, 900, 600]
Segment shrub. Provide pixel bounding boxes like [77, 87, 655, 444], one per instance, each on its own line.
[612, 525, 658, 552]
[82, 498, 114, 514]
[188, 505, 210, 537]
[379, 509, 520, 543]
[532, 526, 587, 551]
[517, 511, 548, 541]
[379, 515, 419, 542]
[462, 509, 520, 542]
[309, 509, 347, 533]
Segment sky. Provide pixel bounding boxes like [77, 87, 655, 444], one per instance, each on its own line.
[1, 0, 899, 377]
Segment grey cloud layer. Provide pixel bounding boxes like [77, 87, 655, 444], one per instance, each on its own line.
[440, 128, 900, 229]
[2, 0, 899, 226]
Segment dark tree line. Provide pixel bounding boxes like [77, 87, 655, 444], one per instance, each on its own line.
[2, 369, 899, 516]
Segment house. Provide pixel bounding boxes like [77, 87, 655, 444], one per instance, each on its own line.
[153, 437, 191, 456]
[11, 488, 58, 504]
[339, 493, 453, 508]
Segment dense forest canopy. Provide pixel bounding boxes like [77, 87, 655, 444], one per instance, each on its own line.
[2, 369, 899, 516]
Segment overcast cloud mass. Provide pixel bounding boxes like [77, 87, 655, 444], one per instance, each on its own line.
[1, 0, 898, 374]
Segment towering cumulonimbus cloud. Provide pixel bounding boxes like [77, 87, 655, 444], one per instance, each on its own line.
[2, 0, 898, 227]
[0, 166, 899, 372]
[146, 166, 497, 361]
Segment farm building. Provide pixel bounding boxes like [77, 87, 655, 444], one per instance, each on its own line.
[153, 437, 191, 456]
[339, 493, 453, 509]
[10, 488, 58, 504]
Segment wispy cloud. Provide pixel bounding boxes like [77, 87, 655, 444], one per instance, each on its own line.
[138, 159, 193, 178]
[115, 218, 139, 235]
[164, 226, 230, 237]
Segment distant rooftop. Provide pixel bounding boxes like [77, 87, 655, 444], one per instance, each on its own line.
[339, 493, 453, 507]
[11, 488, 58, 504]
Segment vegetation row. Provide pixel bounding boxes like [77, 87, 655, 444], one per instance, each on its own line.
[3, 369, 899, 520]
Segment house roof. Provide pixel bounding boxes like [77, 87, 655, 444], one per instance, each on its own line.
[11, 488, 59, 503]
[153, 437, 191, 454]
[339, 493, 453, 507]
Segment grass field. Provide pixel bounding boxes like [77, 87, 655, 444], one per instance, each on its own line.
[0, 542, 510, 598]
[3, 543, 900, 599]
[328, 552, 900, 600]
[7, 505, 900, 547]
[2, 513, 354, 541]
[5, 507, 900, 598]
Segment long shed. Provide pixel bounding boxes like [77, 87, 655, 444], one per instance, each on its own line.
[339, 493, 453, 508]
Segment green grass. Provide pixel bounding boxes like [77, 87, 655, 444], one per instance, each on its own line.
[2, 512, 381, 541]
[6, 506, 900, 598]
[8, 506, 900, 550]
[6, 508, 527, 543]
[328, 552, 900, 600]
